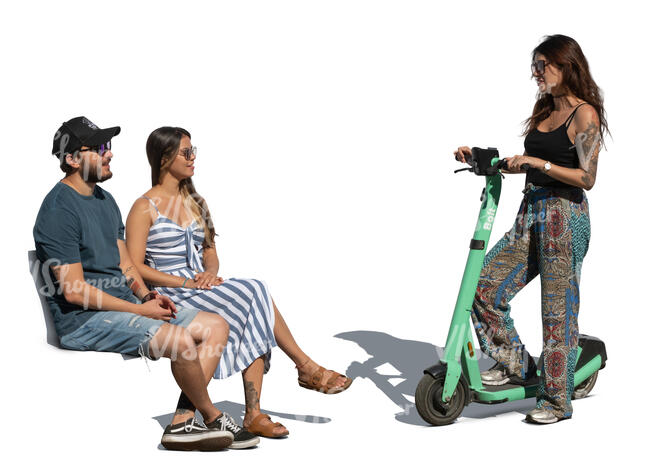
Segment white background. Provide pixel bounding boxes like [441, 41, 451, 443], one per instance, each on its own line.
[2, 0, 646, 471]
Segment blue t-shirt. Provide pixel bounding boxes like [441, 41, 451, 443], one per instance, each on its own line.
[33, 182, 134, 337]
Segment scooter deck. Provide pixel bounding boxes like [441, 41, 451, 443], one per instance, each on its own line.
[481, 380, 539, 392]
[469, 348, 605, 405]
[473, 380, 540, 404]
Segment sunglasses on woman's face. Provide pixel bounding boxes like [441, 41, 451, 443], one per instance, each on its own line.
[178, 146, 197, 161]
[531, 59, 549, 76]
[79, 141, 111, 156]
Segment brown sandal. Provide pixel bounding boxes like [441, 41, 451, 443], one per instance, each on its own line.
[247, 413, 289, 438]
[296, 359, 353, 394]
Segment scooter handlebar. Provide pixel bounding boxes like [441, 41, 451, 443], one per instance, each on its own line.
[466, 147, 502, 176]
[457, 148, 531, 175]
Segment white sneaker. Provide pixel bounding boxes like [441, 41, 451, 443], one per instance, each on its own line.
[480, 365, 511, 385]
[525, 408, 562, 424]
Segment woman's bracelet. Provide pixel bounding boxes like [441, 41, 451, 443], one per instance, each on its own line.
[142, 291, 157, 303]
[181, 277, 189, 288]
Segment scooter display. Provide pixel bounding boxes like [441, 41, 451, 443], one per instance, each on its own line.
[414, 147, 606, 426]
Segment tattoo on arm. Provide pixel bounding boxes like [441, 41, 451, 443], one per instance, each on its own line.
[244, 381, 260, 412]
[126, 276, 142, 297]
[123, 265, 146, 297]
[575, 121, 601, 189]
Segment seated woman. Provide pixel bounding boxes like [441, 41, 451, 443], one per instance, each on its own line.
[126, 126, 352, 438]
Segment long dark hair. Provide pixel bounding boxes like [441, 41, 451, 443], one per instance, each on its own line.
[523, 34, 609, 141]
[145, 126, 216, 247]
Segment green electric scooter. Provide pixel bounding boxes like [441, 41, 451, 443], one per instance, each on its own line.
[415, 147, 607, 426]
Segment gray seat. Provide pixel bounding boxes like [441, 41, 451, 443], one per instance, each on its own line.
[28, 250, 60, 348]
[28, 250, 136, 360]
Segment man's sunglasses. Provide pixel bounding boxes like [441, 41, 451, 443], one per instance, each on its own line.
[531, 59, 550, 76]
[79, 141, 112, 156]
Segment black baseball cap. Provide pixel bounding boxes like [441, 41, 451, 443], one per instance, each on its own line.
[52, 116, 121, 159]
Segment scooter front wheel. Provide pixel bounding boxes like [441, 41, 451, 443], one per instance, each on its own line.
[415, 373, 467, 426]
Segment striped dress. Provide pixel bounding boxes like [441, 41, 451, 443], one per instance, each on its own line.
[142, 196, 276, 379]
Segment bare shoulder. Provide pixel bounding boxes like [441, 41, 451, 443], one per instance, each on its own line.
[574, 103, 600, 130]
[131, 196, 152, 212]
[128, 196, 155, 224]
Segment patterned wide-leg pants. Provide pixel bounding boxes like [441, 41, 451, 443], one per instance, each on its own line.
[471, 184, 591, 418]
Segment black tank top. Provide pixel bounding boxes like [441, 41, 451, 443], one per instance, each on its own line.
[523, 102, 588, 188]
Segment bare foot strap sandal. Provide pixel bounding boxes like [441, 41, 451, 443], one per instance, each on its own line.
[298, 364, 353, 394]
[247, 413, 289, 438]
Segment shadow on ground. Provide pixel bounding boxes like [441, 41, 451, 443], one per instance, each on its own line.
[336, 330, 537, 426]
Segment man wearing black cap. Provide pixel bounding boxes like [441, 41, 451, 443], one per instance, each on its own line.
[51, 115, 121, 182]
[33, 117, 259, 451]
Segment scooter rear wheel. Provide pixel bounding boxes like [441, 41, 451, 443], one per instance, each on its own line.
[415, 373, 467, 426]
[572, 371, 598, 400]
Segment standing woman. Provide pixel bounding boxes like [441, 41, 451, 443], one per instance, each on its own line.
[126, 127, 352, 438]
[454, 34, 608, 424]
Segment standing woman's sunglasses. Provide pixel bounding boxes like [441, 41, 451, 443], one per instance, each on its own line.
[531, 59, 550, 76]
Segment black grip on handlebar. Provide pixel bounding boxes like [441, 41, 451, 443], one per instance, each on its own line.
[499, 161, 530, 172]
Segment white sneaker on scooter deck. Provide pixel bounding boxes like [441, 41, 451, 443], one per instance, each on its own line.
[481, 361, 538, 386]
[481, 365, 511, 385]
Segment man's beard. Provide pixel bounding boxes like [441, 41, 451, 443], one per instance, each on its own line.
[80, 158, 112, 183]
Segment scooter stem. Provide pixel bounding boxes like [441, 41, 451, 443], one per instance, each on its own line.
[440, 158, 502, 400]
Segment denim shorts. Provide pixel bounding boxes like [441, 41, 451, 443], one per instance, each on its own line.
[59, 295, 201, 360]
